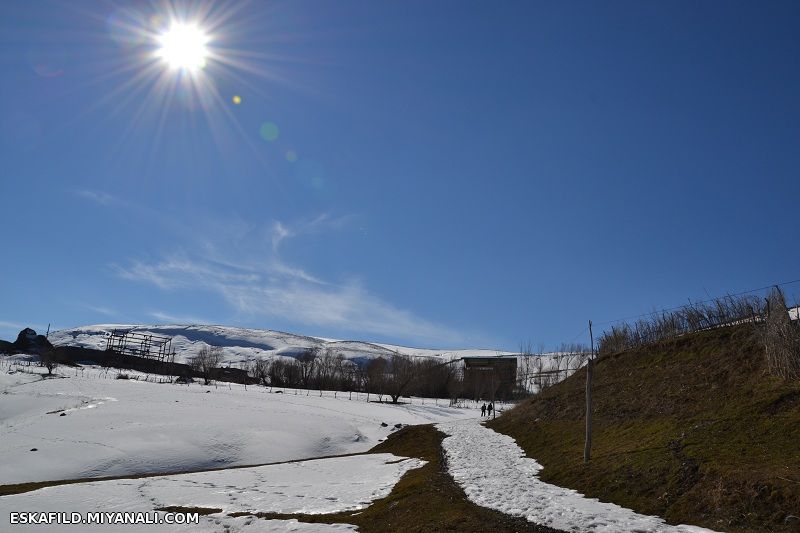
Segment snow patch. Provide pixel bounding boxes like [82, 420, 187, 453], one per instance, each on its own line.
[439, 419, 718, 533]
[0, 453, 421, 531]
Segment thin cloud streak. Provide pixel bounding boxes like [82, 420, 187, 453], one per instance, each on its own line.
[80, 304, 118, 317]
[113, 216, 465, 345]
[76, 189, 117, 206]
[149, 310, 212, 325]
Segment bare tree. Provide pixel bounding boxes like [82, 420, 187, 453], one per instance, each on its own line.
[517, 341, 535, 395]
[41, 348, 58, 376]
[365, 357, 388, 401]
[250, 357, 270, 386]
[296, 348, 318, 390]
[316, 348, 338, 391]
[386, 352, 416, 403]
[762, 287, 800, 379]
[190, 345, 223, 385]
[598, 293, 767, 355]
[447, 365, 464, 405]
[238, 358, 252, 389]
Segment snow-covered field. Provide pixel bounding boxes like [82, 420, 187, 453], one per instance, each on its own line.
[48, 324, 518, 367]
[2, 353, 721, 533]
[439, 419, 718, 533]
[0, 357, 471, 485]
[0, 453, 423, 532]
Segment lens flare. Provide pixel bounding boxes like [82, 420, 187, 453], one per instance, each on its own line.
[156, 22, 209, 71]
[259, 122, 279, 142]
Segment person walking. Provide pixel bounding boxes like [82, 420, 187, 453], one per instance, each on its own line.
[487, 403, 493, 417]
[480, 403, 487, 417]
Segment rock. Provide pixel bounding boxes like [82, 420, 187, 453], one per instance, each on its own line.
[59, 413, 66, 416]
[30, 448, 37, 452]
[394, 423, 403, 429]
[13, 328, 54, 355]
[380, 422, 388, 427]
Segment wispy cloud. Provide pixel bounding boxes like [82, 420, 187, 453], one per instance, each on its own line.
[113, 216, 464, 345]
[149, 310, 212, 325]
[77, 189, 116, 206]
[0, 320, 27, 331]
[269, 213, 353, 252]
[0, 320, 47, 339]
[114, 256, 260, 290]
[271, 221, 293, 251]
[81, 304, 117, 317]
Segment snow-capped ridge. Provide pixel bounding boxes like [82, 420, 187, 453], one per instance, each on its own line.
[49, 323, 515, 367]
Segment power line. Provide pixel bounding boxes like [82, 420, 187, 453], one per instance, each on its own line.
[565, 326, 589, 344]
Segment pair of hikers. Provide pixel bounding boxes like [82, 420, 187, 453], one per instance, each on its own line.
[480, 402, 493, 417]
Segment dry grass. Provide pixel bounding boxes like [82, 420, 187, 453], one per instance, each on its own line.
[488, 324, 800, 532]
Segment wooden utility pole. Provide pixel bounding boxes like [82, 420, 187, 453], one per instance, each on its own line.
[584, 320, 594, 464]
[491, 369, 496, 419]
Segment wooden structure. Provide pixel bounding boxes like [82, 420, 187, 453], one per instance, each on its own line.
[462, 356, 517, 403]
[105, 329, 176, 363]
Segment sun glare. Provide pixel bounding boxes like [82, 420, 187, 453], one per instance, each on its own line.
[156, 22, 209, 71]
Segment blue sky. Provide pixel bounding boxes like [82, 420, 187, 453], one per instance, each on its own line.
[1, 0, 799, 350]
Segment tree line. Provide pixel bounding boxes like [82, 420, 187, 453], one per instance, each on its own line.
[192, 345, 469, 403]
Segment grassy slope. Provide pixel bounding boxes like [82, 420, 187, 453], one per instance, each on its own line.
[488, 325, 800, 532]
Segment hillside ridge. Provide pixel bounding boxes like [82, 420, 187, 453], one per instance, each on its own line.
[488, 324, 800, 532]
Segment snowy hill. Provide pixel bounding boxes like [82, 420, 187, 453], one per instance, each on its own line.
[49, 324, 517, 367]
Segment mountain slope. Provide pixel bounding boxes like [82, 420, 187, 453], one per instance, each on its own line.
[49, 324, 517, 366]
[488, 324, 800, 532]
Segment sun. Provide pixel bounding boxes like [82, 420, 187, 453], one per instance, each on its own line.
[156, 22, 209, 72]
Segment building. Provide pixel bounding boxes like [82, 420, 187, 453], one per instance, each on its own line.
[462, 356, 517, 401]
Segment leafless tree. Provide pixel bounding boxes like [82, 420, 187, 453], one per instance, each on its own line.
[315, 348, 338, 391]
[365, 357, 388, 401]
[598, 293, 767, 355]
[296, 348, 318, 390]
[250, 357, 269, 386]
[41, 348, 58, 376]
[238, 358, 253, 389]
[190, 345, 223, 385]
[386, 352, 417, 403]
[517, 341, 535, 394]
[447, 365, 464, 405]
[762, 287, 800, 379]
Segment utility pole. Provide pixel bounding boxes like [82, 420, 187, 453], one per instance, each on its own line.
[491, 369, 496, 419]
[584, 320, 594, 464]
